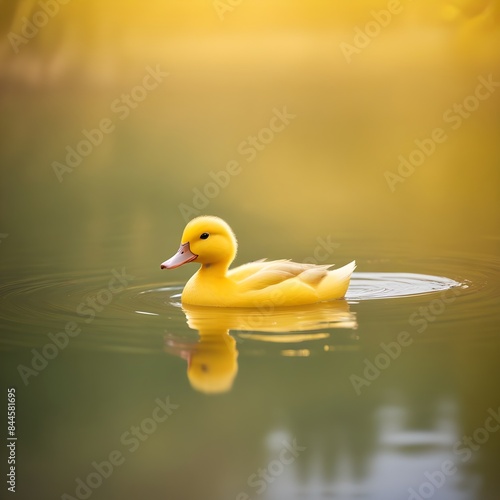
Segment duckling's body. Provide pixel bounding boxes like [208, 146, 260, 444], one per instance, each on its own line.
[161, 216, 355, 307]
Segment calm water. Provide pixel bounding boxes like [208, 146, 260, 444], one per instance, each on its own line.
[1, 2, 500, 499]
[1, 234, 499, 500]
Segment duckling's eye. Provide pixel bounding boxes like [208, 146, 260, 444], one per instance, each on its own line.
[200, 233, 209, 240]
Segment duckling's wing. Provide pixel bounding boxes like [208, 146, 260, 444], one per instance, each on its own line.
[238, 260, 331, 291]
[227, 259, 268, 282]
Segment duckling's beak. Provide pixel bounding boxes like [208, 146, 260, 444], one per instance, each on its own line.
[160, 242, 198, 269]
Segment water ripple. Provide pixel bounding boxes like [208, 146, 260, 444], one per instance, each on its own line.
[346, 272, 462, 302]
[1, 252, 499, 351]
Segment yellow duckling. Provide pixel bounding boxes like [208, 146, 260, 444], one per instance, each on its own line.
[160, 216, 355, 307]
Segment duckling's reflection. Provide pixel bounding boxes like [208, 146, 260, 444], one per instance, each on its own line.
[164, 301, 357, 394]
[165, 323, 238, 394]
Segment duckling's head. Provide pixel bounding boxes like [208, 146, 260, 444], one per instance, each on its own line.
[161, 216, 237, 270]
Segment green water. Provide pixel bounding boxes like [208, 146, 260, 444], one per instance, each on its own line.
[1, 2, 500, 499]
[2, 212, 499, 500]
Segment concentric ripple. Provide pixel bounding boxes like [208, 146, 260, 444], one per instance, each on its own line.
[1, 251, 499, 351]
[125, 272, 463, 317]
[346, 272, 463, 302]
[0, 271, 111, 331]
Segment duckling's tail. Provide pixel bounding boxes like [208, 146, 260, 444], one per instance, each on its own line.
[318, 260, 356, 301]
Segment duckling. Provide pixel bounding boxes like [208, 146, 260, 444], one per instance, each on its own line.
[161, 216, 355, 307]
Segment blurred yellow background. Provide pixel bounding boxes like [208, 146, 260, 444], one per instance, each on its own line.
[1, 0, 499, 267]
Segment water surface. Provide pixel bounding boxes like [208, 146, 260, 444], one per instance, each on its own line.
[1, 237, 499, 499]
